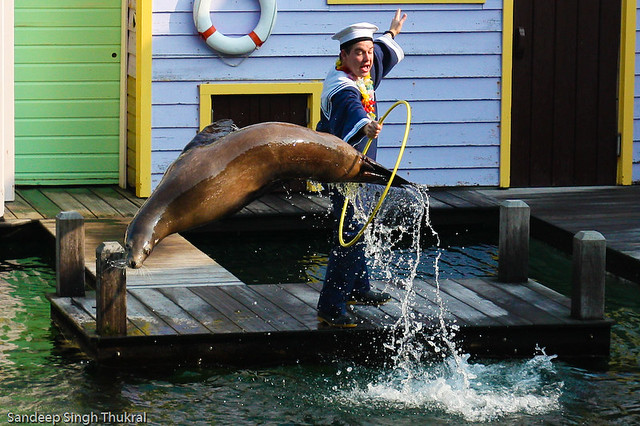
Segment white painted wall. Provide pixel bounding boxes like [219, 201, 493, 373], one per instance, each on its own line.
[1, 0, 15, 216]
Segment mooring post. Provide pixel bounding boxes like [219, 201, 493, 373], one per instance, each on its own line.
[498, 200, 530, 283]
[96, 241, 127, 336]
[571, 231, 606, 320]
[55, 211, 85, 297]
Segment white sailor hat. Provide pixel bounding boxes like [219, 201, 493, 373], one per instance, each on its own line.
[332, 22, 379, 49]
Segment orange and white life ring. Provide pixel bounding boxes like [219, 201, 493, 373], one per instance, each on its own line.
[193, 0, 277, 56]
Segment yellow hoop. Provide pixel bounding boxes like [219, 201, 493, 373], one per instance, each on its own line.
[338, 100, 411, 247]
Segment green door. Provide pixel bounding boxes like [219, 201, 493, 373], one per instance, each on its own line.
[14, 0, 121, 185]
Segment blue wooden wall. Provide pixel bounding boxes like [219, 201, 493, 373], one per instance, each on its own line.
[150, 0, 503, 188]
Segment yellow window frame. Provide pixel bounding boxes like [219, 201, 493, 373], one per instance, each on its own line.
[199, 82, 324, 131]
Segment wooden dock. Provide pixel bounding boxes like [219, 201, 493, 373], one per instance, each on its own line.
[478, 186, 640, 283]
[3, 184, 632, 365]
[43, 218, 611, 364]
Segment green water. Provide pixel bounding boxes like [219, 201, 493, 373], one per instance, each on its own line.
[1, 226, 639, 424]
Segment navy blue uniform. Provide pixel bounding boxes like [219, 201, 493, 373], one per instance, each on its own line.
[317, 34, 404, 318]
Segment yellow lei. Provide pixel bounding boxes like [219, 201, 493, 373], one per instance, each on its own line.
[336, 59, 376, 120]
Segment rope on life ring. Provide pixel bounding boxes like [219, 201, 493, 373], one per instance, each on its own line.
[193, 0, 277, 56]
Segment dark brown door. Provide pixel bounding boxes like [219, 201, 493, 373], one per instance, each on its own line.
[511, 0, 620, 187]
[211, 94, 308, 128]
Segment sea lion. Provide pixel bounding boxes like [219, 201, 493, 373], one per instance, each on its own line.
[125, 120, 410, 268]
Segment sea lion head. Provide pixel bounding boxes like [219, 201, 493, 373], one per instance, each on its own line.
[124, 211, 160, 269]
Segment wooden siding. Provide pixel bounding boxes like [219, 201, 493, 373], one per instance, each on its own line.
[149, 0, 503, 188]
[14, 0, 121, 185]
[633, 1, 640, 182]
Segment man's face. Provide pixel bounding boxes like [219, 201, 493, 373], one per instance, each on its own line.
[341, 40, 374, 78]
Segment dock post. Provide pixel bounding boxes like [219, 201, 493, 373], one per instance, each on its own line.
[498, 200, 530, 283]
[55, 211, 85, 297]
[96, 241, 127, 336]
[571, 231, 606, 320]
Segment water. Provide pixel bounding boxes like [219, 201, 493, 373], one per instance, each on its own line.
[2, 187, 640, 424]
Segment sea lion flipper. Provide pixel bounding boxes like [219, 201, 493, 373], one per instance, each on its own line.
[182, 119, 239, 152]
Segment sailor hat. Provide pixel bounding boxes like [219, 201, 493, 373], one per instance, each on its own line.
[332, 22, 379, 49]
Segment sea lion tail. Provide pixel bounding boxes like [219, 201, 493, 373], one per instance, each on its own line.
[360, 157, 412, 187]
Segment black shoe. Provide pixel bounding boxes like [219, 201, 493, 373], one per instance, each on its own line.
[317, 311, 358, 328]
[348, 290, 391, 306]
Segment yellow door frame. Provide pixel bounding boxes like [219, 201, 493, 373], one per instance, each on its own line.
[133, 0, 152, 197]
[499, 0, 636, 187]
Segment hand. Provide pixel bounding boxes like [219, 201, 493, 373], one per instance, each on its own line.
[388, 9, 408, 37]
[364, 121, 382, 139]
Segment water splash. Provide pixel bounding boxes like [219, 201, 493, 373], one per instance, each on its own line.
[343, 349, 562, 422]
[332, 183, 563, 422]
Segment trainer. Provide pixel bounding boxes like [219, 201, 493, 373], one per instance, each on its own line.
[317, 9, 407, 328]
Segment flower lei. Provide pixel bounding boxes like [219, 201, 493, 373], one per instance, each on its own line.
[336, 58, 376, 120]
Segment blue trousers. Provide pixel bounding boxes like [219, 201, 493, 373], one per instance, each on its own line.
[317, 190, 371, 316]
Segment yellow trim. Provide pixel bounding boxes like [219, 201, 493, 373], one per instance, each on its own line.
[198, 82, 323, 131]
[135, 0, 152, 197]
[499, 0, 514, 188]
[328, 0, 485, 3]
[617, 0, 636, 185]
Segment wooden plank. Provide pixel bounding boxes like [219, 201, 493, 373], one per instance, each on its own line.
[251, 284, 318, 330]
[192, 286, 277, 333]
[49, 296, 98, 337]
[258, 193, 305, 215]
[451, 278, 552, 325]
[529, 0, 555, 186]
[523, 280, 571, 309]
[451, 189, 499, 208]
[242, 198, 278, 215]
[125, 291, 179, 336]
[66, 187, 122, 218]
[573, 0, 601, 185]
[71, 294, 146, 336]
[4, 192, 43, 219]
[429, 190, 478, 209]
[369, 280, 407, 324]
[280, 282, 396, 329]
[128, 288, 211, 335]
[423, 193, 452, 210]
[159, 287, 244, 333]
[510, 0, 534, 186]
[89, 186, 140, 216]
[551, 0, 578, 186]
[112, 186, 146, 207]
[437, 278, 519, 326]
[398, 281, 461, 326]
[127, 266, 242, 287]
[412, 279, 493, 326]
[297, 192, 332, 212]
[18, 188, 63, 218]
[286, 193, 328, 214]
[220, 285, 308, 331]
[492, 279, 572, 321]
[40, 188, 95, 218]
[278, 283, 319, 309]
[0, 208, 18, 220]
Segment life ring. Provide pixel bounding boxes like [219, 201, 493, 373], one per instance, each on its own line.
[193, 0, 277, 56]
